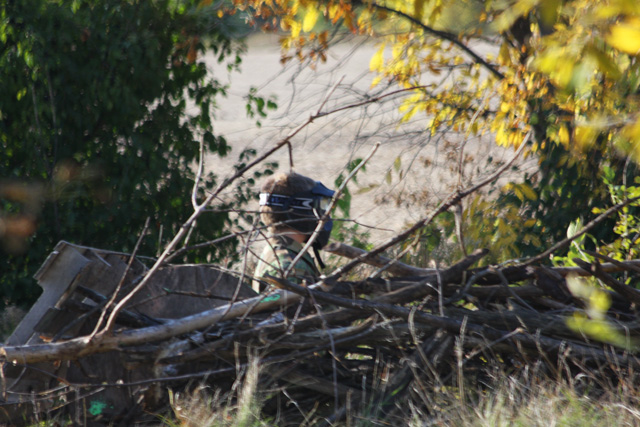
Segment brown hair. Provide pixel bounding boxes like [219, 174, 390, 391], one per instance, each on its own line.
[260, 172, 317, 231]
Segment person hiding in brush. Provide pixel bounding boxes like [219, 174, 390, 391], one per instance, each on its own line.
[253, 172, 335, 293]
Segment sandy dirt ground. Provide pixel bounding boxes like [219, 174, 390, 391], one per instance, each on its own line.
[203, 34, 530, 245]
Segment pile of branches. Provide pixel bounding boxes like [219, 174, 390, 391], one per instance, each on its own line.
[6, 241, 640, 424]
[239, 245, 640, 422]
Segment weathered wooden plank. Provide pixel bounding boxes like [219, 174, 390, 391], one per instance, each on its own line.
[6, 242, 90, 345]
[127, 265, 256, 319]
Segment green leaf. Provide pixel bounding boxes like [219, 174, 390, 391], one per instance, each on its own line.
[393, 156, 401, 172]
[566, 219, 582, 239]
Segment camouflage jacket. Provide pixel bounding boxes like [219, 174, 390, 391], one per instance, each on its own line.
[253, 234, 319, 292]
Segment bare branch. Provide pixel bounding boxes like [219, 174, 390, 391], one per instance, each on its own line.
[323, 134, 529, 281]
[520, 194, 640, 266]
[91, 217, 150, 336]
[284, 141, 380, 277]
[324, 241, 434, 277]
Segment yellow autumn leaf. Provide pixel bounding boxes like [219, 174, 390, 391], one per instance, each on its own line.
[302, 7, 319, 32]
[414, 0, 426, 20]
[470, 121, 479, 135]
[400, 105, 420, 123]
[574, 125, 597, 150]
[495, 125, 508, 146]
[498, 42, 512, 66]
[519, 183, 538, 201]
[369, 44, 385, 71]
[596, 2, 631, 19]
[558, 124, 570, 146]
[621, 116, 640, 163]
[502, 182, 515, 193]
[554, 58, 575, 87]
[556, 153, 569, 167]
[534, 51, 575, 87]
[290, 20, 302, 38]
[607, 20, 640, 55]
[327, 4, 340, 22]
[513, 186, 524, 201]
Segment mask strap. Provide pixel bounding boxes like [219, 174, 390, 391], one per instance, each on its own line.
[312, 246, 326, 270]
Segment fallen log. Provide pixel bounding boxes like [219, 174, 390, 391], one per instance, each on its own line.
[1, 289, 307, 364]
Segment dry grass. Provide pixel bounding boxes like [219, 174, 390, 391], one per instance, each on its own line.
[165, 357, 267, 427]
[159, 355, 640, 427]
[430, 372, 640, 426]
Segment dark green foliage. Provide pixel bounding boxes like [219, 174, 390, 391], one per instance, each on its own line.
[500, 136, 638, 257]
[0, 0, 241, 307]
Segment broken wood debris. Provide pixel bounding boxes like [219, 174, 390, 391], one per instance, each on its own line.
[2, 241, 640, 424]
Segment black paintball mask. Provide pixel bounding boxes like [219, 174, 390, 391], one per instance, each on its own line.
[259, 181, 335, 253]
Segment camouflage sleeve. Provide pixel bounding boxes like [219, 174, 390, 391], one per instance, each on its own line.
[261, 258, 315, 283]
[253, 246, 317, 292]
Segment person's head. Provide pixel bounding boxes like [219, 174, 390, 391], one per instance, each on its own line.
[259, 172, 335, 248]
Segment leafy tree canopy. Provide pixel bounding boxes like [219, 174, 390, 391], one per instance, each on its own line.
[225, 0, 640, 258]
[0, 0, 242, 307]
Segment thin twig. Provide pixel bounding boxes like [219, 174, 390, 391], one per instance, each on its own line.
[161, 289, 232, 301]
[324, 134, 529, 282]
[284, 141, 380, 277]
[192, 137, 206, 210]
[585, 250, 640, 276]
[90, 217, 150, 337]
[315, 85, 430, 118]
[432, 260, 444, 317]
[494, 267, 536, 311]
[96, 95, 341, 337]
